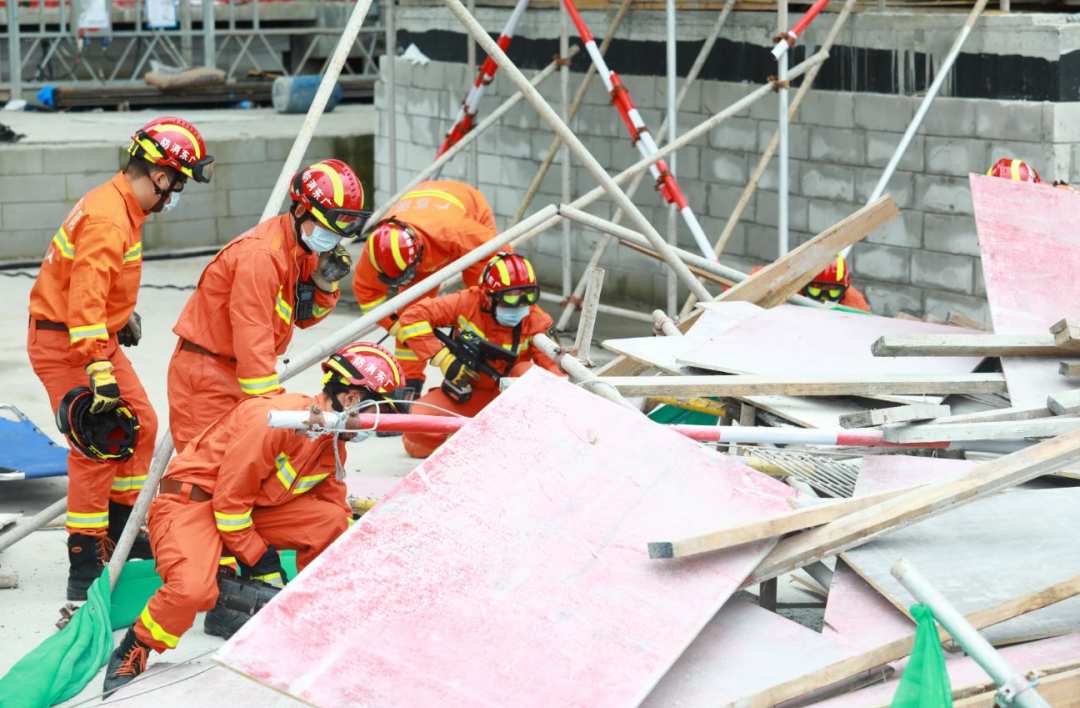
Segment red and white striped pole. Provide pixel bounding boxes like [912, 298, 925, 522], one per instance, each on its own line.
[267, 411, 945, 449]
[436, 0, 531, 157]
[560, 0, 717, 261]
[772, 0, 830, 59]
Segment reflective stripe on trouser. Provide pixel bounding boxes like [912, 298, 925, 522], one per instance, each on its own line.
[27, 325, 158, 535]
[166, 343, 245, 453]
[136, 492, 350, 652]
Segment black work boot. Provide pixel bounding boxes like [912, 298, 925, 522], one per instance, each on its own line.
[377, 378, 424, 437]
[203, 599, 250, 640]
[103, 627, 150, 697]
[67, 533, 107, 601]
[108, 501, 154, 560]
[203, 567, 280, 639]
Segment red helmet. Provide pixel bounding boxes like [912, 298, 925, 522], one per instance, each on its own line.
[290, 159, 368, 237]
[987, 158, 1041, 183]
[321, 341, 404, 396]
[128, 116, 214, 183]
[481, 252, 540, 307]
[366, 220, 424, 285]
[802, 255, 851, 303]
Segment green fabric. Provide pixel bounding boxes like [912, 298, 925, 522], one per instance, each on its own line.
[109, 559, 163, 630]
[891, 604, 954, 708]
[647, 403, 719, 426]
[0, 569, 114, 708]
[831, 304, 871, 315]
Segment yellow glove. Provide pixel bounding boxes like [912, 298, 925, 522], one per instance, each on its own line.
[86, 360, 120, 414]
[388, 320, 402, 341]
[432, 347, 474, 386]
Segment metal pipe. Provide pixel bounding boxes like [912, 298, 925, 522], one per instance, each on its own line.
[367, 52, 572, 226]
[844, 0, 988, 258]
[7, 0, 21, 101]
[258, 0, 377, 221]
[665, 0, 678, 315]
[385, 0, 397, 194]
[573, 267, 605, 364]
[202, 0, 215, 69]
[777, 0, 790, 256]
[559, 2, 572, 298]
[653, 309, 681, 337]
[0, 497, 65, 554]
[466, 0, 478, 184]
[510, 0, 634, 227]
[444, 0, 714, 303]
[678, 0, 855, 317]
[534, 333, 637, 409]
[892, 559, 1050, 708]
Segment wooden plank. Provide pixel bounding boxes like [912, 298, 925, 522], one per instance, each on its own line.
[1062, 361, 1080, 377]
[1050, 390, 1080, 415]
[731, 573, 1080, 706]
[840, 465, 1080, 646]
[1051, 318, 1080, 347]
[931, 404, 1053, 425]
[215, 369, 796, 707]
[884, 416, 1080, 443]
[947, 311, 990, 331]
[872, 334, 1075, 357]
[743, 426, 1080, 587]
[718, 196, 899, 307]
[972, 174, 1080, 408]
[839, 404, 950, 429]
[568, 373, 1009, 398]
[647, 487, 921, 559]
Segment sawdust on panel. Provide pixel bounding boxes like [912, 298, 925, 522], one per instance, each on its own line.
[215, 369, 796, 707]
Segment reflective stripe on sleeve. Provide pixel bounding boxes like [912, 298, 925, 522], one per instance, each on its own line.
[294, 473, 330, 495]
[275, 453, 298, 490]
[214, 509, 253, 532]
[52, 227, 75, 259]
[397, 321, 433, 341]
[123, 242, 143, 264]
[237, 373, 281, 395]
[456, 315, 485, 339]
[139, 606, 180, 648]
[69, 322, 108, 343]
[394, 345, 419, 362]
[275, 287, 293, 325]
[359, 296, 386, 313]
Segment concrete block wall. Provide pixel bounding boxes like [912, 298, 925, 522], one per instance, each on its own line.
[373, 9, 1080, 326]
[0, 134, 373, 262]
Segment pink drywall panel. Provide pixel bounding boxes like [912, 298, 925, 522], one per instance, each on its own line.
[216, 368, 795, 707]
[971, 174, 1080, 407]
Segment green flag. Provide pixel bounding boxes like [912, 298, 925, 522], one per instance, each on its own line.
[891, 604, 953, 707]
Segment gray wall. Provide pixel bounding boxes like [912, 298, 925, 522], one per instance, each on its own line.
[373, 8, 1080, 327]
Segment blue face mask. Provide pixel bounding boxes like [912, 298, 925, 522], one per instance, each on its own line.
[495, 304, 530, 327]
[302, 224, 342, 254]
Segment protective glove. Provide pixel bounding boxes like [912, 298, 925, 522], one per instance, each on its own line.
[117, 311, 142, 347]
[312, 244, 352, 292]
[86, 360, 120, 413]
[432, 347, 475, 387]
[238, 545, 285, 588]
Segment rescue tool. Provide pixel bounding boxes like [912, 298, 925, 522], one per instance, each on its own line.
[433, 328, 517, 404]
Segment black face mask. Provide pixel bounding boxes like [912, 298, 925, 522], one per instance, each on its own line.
[150, 172, 184, 213]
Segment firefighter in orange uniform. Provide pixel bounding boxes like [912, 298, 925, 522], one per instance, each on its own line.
[352, 180, 499, 405]
[103, 342, 404, 695]
[395, 253, 562, 458]
[27, 116, 213, 600]
[167, 159, 368, 452]
[800, 255, 870, 312]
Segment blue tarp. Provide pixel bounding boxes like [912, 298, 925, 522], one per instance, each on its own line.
[0, 406, 68, 479]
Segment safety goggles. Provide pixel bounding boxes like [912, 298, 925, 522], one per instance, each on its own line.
[189, 156, 215, 184]
[314, 207, 372, 238]
[492, 286, 540, 307]
[805, 284, 846, 303]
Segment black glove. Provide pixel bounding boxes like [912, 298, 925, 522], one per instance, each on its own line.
[117, 311, 142, 347]
[313, 245, 352, 292]
[238, 545, 285, 587]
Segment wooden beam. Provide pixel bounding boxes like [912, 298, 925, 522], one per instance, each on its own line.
[718, 196, 899, 308]
[1048, 390, 1080, 416]
[733, 572, 1080, 706]
[931, 405, 1053, 425]
[744, 428, 1080, 589]
[647, 487, 916, 559]
[839, 404, 950, 429]
[884, 417, 1080, 443]
[947, 311, 989, 331]
[539, 373, 1008, 398]
[1061, 361, 1080, 377]
[1051, 318, 1080, 348]
[872, 334, 1076, 357]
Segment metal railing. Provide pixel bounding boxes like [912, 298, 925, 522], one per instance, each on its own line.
[2, 0, 383, 99]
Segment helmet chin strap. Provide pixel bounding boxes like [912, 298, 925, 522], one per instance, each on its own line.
[151, 172, 182, 212]
[292, 206, 313, 253]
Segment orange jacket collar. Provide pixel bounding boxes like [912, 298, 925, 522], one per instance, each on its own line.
[110, 172, 149, 231]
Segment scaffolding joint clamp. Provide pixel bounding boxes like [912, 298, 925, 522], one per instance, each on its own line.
[553, 53, 572, 67]
[768, 75, 791, 92]
[996, 673, 1040, 704]
[561, 294, 584, 310]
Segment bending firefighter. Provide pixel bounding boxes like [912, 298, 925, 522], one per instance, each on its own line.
[27, 116, 213, 600]
[103, 342, 404, 696]
[394, 252, 562, 458]
[800, 255, 869, 311]
[352, 180, 500, 403]
[168, 159, 367, 452]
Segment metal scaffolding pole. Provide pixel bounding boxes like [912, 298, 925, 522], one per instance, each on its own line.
[385, 0, 398, 194]
[202, 0, 216, 69]
[7, 0, 21, 101]
[665, 0, 678, 315]
[560, 1, 573, 298]
[777, 0, 790, 256]
[466, 0, 479, 184]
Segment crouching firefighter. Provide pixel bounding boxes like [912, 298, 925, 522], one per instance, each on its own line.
[394, 252, 563, 459]
[103, 342, 404, 696]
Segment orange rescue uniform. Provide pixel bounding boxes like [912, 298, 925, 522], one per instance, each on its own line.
[352, 181, 498, 379]
[167, 214, 339, 451]
[838, 286, 870, 312]
[135, 393, 351, 653]
[27, 173, 158, 535]
[395, 287, 562, 457]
